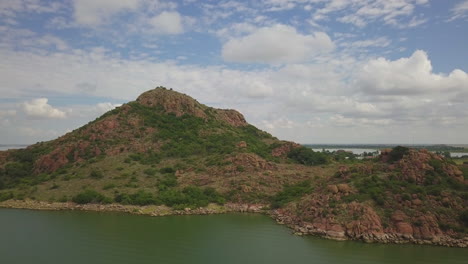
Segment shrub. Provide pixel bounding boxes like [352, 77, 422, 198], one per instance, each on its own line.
[143, 168, 157, 177]
[159, 167, 175, 174]
[89, 170, 104, 179]
[102, 183, 116, 190]
[287, 147, 328, 166]
[159, 186, 225, 209]
[402, 193, 411, 201]
[461, 167, 468, 180]
[58, 195, 68, 202]
[0, 192, 14, 202]
[156, 174, 178, 191]
[4, 162, 32, 178]
[72, 190, 110, 204]
[271, 180, 312, 208]
[388, 146, 409, 163]
[115, 190, 159, 205]
[459, 210, 468, 227]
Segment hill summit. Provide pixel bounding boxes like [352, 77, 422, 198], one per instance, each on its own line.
[2, 87, 289, 174]
[136, 88, 247, 127]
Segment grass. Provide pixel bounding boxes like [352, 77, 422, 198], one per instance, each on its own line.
[270, 180, 313, 208]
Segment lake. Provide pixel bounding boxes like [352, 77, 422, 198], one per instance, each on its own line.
[0, 209, 466, 264]
[0, 145, 28, 151]
[312, 148, 379, 155]
[312, 148, 468, 157]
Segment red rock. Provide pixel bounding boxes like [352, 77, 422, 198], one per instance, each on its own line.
[237, 141, 247, 148]
[396, 222, 413, 235]
[412, 199, 422, 206]
[271, 142, 301, 157]
[391, 210, 407, 222]
[327, 185, 339, 194]
[337, 184, 351, 193]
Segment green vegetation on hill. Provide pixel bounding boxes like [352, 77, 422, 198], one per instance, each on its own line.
[127, 101, 275, 159]
[287, 147, 328, 166]
[271, 180, 313, 208]
[387, 146, 410, 163]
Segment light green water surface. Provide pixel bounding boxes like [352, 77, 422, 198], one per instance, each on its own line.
[0, 209, 466, 264]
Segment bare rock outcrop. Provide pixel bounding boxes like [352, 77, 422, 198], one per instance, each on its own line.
[214, 109, 247, 127]
[136, 87, 207, 118]
[271, 142, 301, 157]
[228, 153, 276, 171]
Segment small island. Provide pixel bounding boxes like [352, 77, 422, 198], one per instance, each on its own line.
[1, 87, 467, 247]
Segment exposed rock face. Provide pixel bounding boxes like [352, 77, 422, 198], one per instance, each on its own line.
[237, 141, 247, 148]
[137, 87, 207, 118]
[327, 185, 339, 194]
[345, 203, 384, 241]
[327, 184, 352, 194]
[271, 141, 301, 157]
[214, 109, 247, 127]
[228, 153, 276, 171]
[272, 202, 468, 247]
[35, 148, 71, 173]
[136, 87, 247, 127]
[393, 149, 464, 184]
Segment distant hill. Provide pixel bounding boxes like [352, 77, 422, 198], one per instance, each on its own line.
[0, 87, 466, 247]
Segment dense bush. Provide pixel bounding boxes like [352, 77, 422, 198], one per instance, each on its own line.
[156, 174, 178, 191]
[72, 190, 110, 204]
[388, 146, 409, 163]
[89, 170, 104, 179]
[461, 167, 468, 180]
[271, 180, 312, 208]
[287, 147, 328, 166]
[159, 167, 175, 174]
[4, 162, 32, 178]
[115, 190, 159, 205]
[143, 168, 157, 176]
[127, 103, 275, 159]
[159, 186, 225, 209]
[0, 192, 13, 202]
[460, 210, 468, 227]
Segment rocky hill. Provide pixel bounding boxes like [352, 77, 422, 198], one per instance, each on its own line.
[273, 148, 468, 247]
[0, 87, 467, 247]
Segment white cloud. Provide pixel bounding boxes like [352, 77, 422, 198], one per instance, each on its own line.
[404, 16, 427, 28]
[95, 102, 122, 114]
[1, 45, 468, 144]
[0, 110, 16, 117]
[73, 0, 141, 26]
[341, 37, 391, 48]
[312, 0, 428, 28]
[18, 126, 60, 138]
[221, 24, 334, 64]
[0, 0, 64, 24]
[216, 23, 258, 39]
[0, 0, 63, 16]
[356, 50, 468, 96]
[449, 0, 468, 21]
[148, 11, 184, 34]
[22, 98, 67, 119]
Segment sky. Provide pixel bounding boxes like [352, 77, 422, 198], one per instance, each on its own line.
[0, 0, 467, 145]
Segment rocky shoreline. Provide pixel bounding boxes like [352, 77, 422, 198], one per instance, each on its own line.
[1, 199, 467, 248]
[270, 210, 468, 248]
[0, 199, 265, 216]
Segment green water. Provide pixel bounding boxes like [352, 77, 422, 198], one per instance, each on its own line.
[0, 209, 466, 264]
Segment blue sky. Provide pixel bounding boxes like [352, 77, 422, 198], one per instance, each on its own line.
[0, 0, 467, 144]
